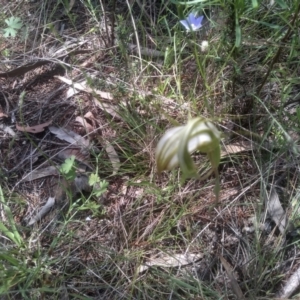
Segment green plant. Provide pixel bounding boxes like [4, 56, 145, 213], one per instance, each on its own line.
[0, 186, 53, 295]
[156, 117, 221, 202]
[59, 155, 76, 180]
[88, 172, 109, 197]
[3, 16, 23, 38]
[0, 186, 23, 247]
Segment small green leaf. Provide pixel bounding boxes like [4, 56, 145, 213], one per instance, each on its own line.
[89, 173, 100, 186]
[3, 28, 17, 38]
[77, 201, 101, 212]
[59, 156, 76, 180]
[0, 186, 23, 246]
[60, 156, 75, 174]
[5, 17, 23, 29]
[3, 17, 23, 38]
[274, 0, 288, 9]
[93, 180, 108, 197]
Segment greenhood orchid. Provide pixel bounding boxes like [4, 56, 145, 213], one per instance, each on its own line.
[156, 117, 221, 203]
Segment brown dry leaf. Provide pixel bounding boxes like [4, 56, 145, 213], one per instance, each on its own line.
[21, 166, 59, 182]
[137, 253, 203, 273]
[56, 76, 123, 120]
[49, 126, 89, 148]
[16, 119, 52, 133]
[219, 255, 246, 300]
[221, 141, 253, 157]
[0, 112, 8, 118]
[84, 111, 94, 119]
[84, 111, 97, 128]
[28, 197, 55, 226]
[0, 124, 16, 136]
[265, 187, 287, 234]
[56, 76, 113, 100]
[104, 142, 120, 175]
[277, 264, 300, 298]
[93, 100, 123, 120]
[75, 116, 94, 133]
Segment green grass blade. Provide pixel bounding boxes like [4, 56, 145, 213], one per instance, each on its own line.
[235, 21, 242, 47]
[251, 0, 258, 8]
[0, 186, 23, 247]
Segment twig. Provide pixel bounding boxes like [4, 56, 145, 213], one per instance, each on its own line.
[0, 49, 92, 78]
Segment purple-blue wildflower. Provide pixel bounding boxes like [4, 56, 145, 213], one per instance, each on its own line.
[180, 12, 204, 32]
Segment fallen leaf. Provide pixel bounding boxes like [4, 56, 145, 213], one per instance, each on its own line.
[103, 142, 120, 175]
[0, 124, 16, 136]
[277, 264, 300, 298]
[265, 187, 286, 234]
[16, 120, 52, 133]
[56, 76, 123, 120]
[84, 111, 97, 128]
[0, 112, 8, 118]
[93, 99, 122, 120]
[84, 111, 94, 118]
[138, 253, 203, 273]
[219, 255, 246, 300]
[21, 166, 59, 182]
[28, 197, 55, 226]
[49, 126, 89, 148]
[221, 141, 253, 157]
[75, 116, 94, 133]
[56, 76, 113, 100]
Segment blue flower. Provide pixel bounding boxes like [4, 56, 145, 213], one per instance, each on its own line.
[180, 12, 204, 32]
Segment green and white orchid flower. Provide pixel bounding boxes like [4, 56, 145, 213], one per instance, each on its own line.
[156, 117, 221, 203]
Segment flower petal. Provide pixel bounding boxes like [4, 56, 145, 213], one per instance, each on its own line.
[188, 133, 212, 153]
[180, 20, 192, 31]
[194, 15, 204, 27]
[190, 121, 221, 153]
[156, 126, 184, 172]
[156, 117, 221, 180]
[181, 13, 204, 32]
[187, 12, 197, 24]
